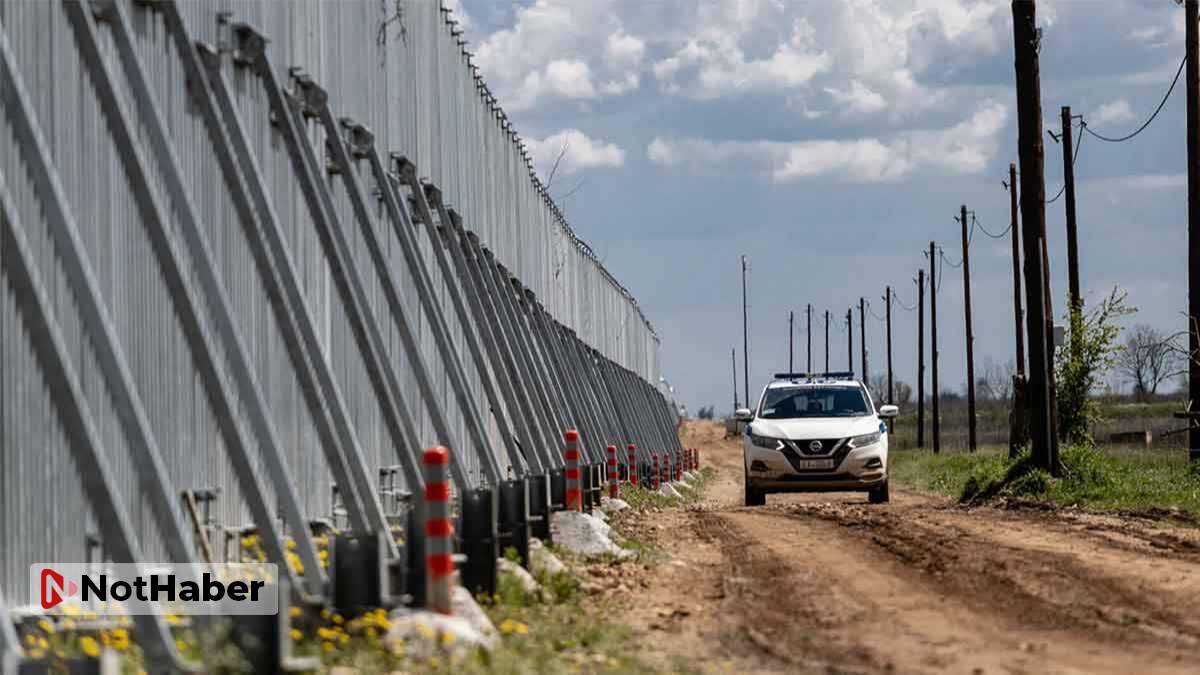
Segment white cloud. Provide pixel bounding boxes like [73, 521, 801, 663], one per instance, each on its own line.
[646, 101, 1007, 183]
[529, 129, 626, 177]
[1095, 174, 1186, 192]
[825, 80, 887, 115]
[1091, 99, 1135, 126]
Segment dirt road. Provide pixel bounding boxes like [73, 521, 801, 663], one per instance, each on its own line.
[609, 422, 1200, 674]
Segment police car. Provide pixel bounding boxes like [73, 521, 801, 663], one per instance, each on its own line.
[734, 372, 898, 506]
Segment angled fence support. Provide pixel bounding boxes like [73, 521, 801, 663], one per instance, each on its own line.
[439, 208, 547, 473]
[64, 0, 320, 597]
[0, 169, 188, 672]
[0, 12, 194, 567]
[413, 186, 527, 476]
[160, 3, 374, 540]
[0, 589, 18, 674]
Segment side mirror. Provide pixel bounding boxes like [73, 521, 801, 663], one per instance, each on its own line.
[733, 408, 753, 422]
[878, 404, 899, 419]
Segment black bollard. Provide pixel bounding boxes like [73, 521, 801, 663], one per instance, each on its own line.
[590, 464, 603, 508]
[498, 478, 531, 567]
[405, 504, 426, 608]
[458, 486, 498, 598]
[528, 473, 552, 543]
[549, 468, 567, 511]
[330, 532, 382, 617]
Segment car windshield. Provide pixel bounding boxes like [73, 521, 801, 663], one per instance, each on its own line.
[758, 386, 871, 419]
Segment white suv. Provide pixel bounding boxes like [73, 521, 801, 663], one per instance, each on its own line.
[734, 373, 898, 506]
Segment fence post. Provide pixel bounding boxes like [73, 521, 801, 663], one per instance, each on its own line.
[628, 444, 638, 485]
[423, 446, 455, 615]
[564, 430, 582, 511]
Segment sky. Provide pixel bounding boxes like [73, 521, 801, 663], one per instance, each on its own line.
[452, 0, 1193, 415]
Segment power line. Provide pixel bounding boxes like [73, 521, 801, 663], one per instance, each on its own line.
[1083, 54, 1186, 143]
[1045, 120, 1087, 204]
[972, 213, 1012, 239]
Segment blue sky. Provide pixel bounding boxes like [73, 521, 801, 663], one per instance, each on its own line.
[453, 0, 1192, 414]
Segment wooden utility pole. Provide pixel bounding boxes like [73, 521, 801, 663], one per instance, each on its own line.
[1008, 163, 1029, 458]
[1009, 163, 1025, 376]
[1012, 0, 1057, 474]
[732, 348, 739, 410]
[961, 205, 978, 452]
[1060, 106, 1082, 313]
[930, 241, 940, 454]
[824, 310, 830, 372]
[741, 255, 750, 408]
[846, 308, 854, 375]
[885, 287, 894, 404]
[806, 304, 813, 373]
[918, 271, 926, 448]
[1187, 0, 1200, 463]
[789, 311, 794, 372]
[859, 298, 868, 386]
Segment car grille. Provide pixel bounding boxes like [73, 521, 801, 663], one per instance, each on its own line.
[778, 438, 849, 473]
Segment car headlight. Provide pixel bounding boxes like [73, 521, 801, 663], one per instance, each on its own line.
[847, 432, 881, 450]
[750, 433, 783, 450]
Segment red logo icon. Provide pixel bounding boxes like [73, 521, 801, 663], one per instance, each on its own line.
[40, 568, 78, 610]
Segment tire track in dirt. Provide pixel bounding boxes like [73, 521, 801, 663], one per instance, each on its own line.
[616, 421, 1200, 674]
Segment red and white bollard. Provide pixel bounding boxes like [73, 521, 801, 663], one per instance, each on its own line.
[607, 445, 619, 499]
[674, 449, 682, 482]
[564, 429, 582, 511]
[651, 452, 660, 490]
[627, 443, 638, 486]
[423, 445, 454, 615]
[660, 453, 669, 486]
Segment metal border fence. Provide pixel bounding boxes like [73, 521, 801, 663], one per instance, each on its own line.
[0, 1, 681, 670]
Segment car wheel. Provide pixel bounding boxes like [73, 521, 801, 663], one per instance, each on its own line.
[868, 480, 890, 505]
[744, 471, 766, 506]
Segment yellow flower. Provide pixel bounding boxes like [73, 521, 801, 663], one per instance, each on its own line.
[37, 619, 54, 634]
[175, 638, 188, 654]
[331, 614, 344, 626]
[61, 605, 80, 617]
[27, 649, 44, 660]
[365, 627, 378, 639]
[321, 641, 334, 653]
[415, 622, 434, 639]
[22, 634, 35, 647]
[439, 631, 456, 646]
[286, 539, 296, 550]
[319, 608, 332, 620]
[289, 629, 302, 642]
[499, 618, 516, 634]
[37, 637, 48, 650]
[515, 622, 529, 635]
[165, 614, 182, 626]
[289, 606, 302, 618]
[79, 636, 101, 658]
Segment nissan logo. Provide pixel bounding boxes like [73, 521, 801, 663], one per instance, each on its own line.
[809, 440, 823, 452]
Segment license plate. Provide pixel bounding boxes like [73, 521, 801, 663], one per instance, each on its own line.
[796, 459, 835, 470]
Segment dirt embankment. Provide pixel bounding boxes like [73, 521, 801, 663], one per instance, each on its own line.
[602, 421, 1200, 674]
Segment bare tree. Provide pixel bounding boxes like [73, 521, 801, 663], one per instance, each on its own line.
[977, 357, 1015, 401]
[1116, 324, 1179, 401]
[867, 374, 912, 407]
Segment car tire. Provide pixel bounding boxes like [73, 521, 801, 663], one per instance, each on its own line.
[744, 472, 766, 506]
[868, 480, 890, 505]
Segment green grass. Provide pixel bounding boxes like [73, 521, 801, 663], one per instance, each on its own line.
[891, 444, 1200, 519]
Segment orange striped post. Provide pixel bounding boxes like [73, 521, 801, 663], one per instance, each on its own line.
[606, 445, 619, 498]
[564, 429, 582, 511]
[627, 444, 637, 486]
[423, 445, 454, 615]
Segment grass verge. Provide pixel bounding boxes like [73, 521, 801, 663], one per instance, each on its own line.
[891, 444, 1200, 519]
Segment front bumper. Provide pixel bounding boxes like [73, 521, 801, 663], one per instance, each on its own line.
[745, 440, 886, 492]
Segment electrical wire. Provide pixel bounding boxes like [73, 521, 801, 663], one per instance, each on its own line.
[1045, 120, 1086, 204]
[1083, 54, 1186, 143]
[866, 300, 885, 323]
[972, 213, 1012, 239]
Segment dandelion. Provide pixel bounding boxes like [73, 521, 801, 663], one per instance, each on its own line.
[175, 638, 189, 654]
[37, 619, 54, 634]
[514, 622, 529, 636]
[79, 636, 101, 658]
[319, 608, 332, 620]
[37, 637, 48, 651]
[111, 629, 130, 652]
[289, 606, 302, 618]
[289, 629, 302, 642]
[499, 619, 516, 634]
[22, 634, 35, 647]
[366, 627, 378, 639]
[321, 641, 334, 653]
[317, 627, 333, 640]
[165, 614, 182, 626]
[331, 613, 344, 626]
[439, 631, 456, 646]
